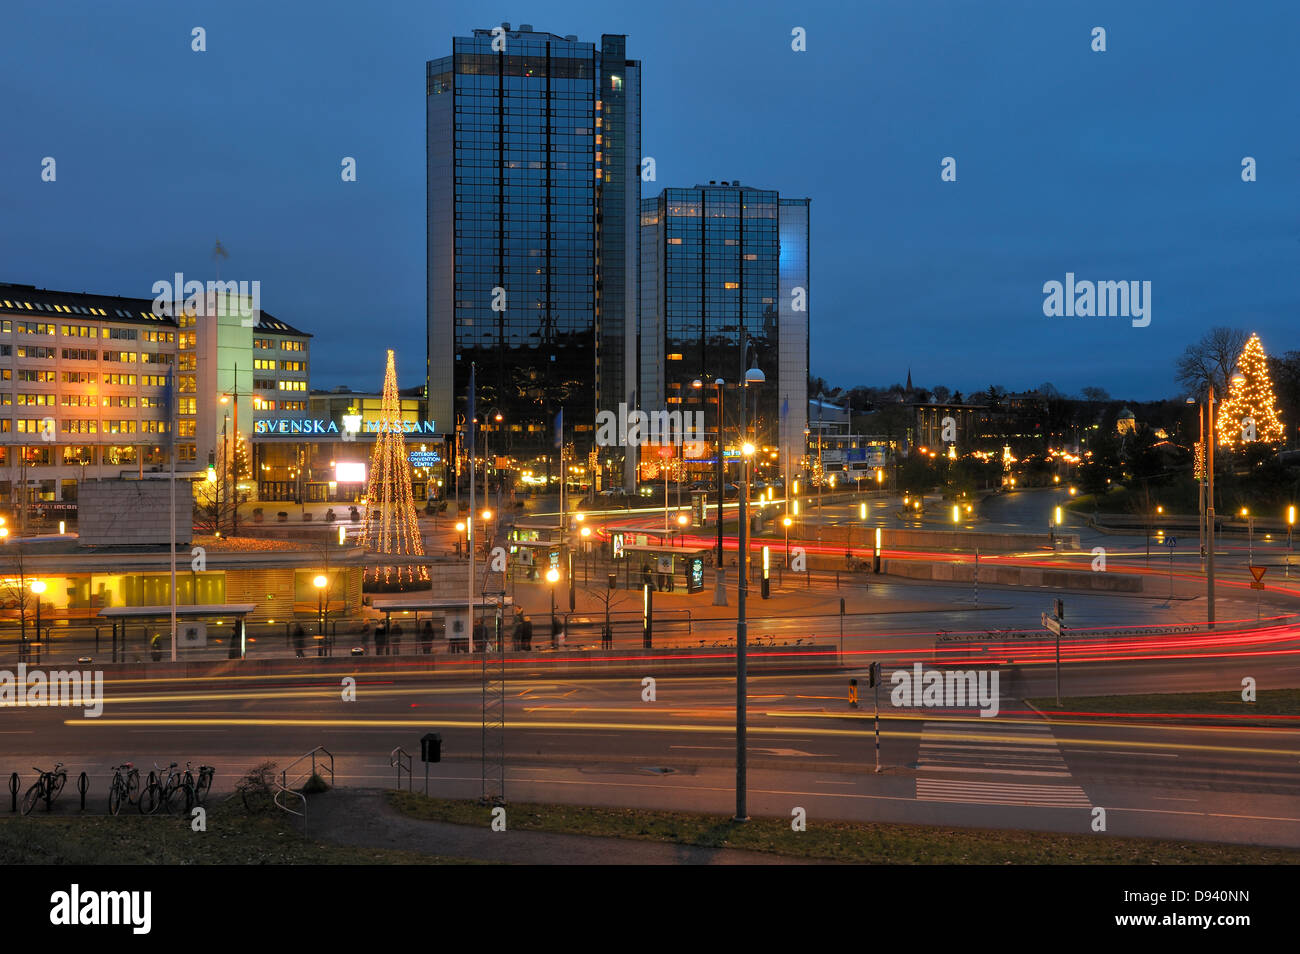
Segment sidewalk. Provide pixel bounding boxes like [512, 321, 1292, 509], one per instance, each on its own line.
[306, 788, 810, 865]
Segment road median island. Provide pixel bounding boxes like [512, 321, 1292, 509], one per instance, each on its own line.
[1028, 688, 1300, 725]
[386, 791, 1300, 865]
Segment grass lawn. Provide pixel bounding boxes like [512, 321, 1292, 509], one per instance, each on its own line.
[1029, 688, 1300, 718]
[0, 802, 462, 865]
[388, 791, 1300, 864]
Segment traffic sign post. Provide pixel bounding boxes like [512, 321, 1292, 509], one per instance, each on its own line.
[868, 661, 882, 773]
[1249, 566, 1266, 620]
[1042, 605, 1064, 705]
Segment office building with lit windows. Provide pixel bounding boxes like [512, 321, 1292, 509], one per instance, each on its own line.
[426, 23, 641, 482]
[0, 281, 309, 523]
[639, 181, 810, 479]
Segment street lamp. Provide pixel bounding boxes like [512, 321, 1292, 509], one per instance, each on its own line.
[313, 574, 327, 655]
[736, 359, 765, 824]
[1288, 504, 1295, 551]
[1241, 507, 1253, 565]
[455, 521, 466, 558]
[783, 515, 792, 567]
[1204, 371, 1245, 628]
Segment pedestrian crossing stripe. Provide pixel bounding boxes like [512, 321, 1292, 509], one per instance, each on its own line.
[916, 778, 1092, 807]
[915, 719, 1089, 807]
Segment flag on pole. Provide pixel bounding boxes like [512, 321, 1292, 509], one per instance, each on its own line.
[553, 407, 564, 448]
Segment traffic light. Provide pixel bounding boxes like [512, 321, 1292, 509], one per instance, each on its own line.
[867, 661, 880, 688]
[1054, 598, 1065, 620]
[206, 451, 217, 484]
[608, 572, 617, 590]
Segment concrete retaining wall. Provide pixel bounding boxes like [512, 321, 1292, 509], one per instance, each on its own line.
[884, 559, 1142, 593]
[87, 645, 843, 680]
[79, 479, 192, 546]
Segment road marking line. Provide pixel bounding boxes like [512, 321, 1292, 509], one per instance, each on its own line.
[916, 765, 1075, 778]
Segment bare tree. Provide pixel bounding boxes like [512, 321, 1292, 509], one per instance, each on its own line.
[1081, 386, 1111, 402]
[0, 542, 32, 656]
[1175, 327, 1248, 398]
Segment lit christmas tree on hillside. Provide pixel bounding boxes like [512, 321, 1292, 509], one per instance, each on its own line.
[361, 350, 428, 584]
[1216, 333, 1284, 450]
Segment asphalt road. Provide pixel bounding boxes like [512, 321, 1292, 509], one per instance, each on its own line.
[5, 636, 1298, 847]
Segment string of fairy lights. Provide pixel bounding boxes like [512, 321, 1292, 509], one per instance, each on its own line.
[1216, 333, 1285, 450]
[360, 349, 428, 584]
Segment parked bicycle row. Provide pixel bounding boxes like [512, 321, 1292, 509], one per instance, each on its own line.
[11, 761, 214, 816]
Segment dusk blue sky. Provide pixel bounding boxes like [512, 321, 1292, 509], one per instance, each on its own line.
[3, 0, 1296, 401]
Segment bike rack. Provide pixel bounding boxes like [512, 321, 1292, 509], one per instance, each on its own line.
[390, 746, 412, 791]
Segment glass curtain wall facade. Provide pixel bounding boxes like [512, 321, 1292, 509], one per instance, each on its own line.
[640, 182, 797, 463]
[427, 26, 640, 473]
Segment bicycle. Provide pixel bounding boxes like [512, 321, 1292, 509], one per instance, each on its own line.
[107, 762, 141, 816]
[166, 763, 197, 815]
[21, 762, 67, 815]
[138, 762, 180, 815]
[192, 764, 215, 804]
[233, 762, 277, 813]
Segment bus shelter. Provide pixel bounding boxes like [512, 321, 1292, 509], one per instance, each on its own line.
[368, 595, 515, 652]
[617, 545, 709, 593]
[97, 604, 258, 661]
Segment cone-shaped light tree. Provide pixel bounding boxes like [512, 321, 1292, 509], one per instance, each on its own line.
[361, 350, 428, 584]
[1216, 333, 1285, 450]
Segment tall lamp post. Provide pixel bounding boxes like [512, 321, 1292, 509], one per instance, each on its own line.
[1206, 370, 1246, 630]
[735, 359, 765, 824]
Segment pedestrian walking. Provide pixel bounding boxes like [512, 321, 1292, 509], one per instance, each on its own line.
[292, 623, 306, 658]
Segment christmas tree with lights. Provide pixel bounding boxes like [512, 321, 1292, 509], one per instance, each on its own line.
[361, 350, 428, 584]
[1216, 333, 1285, 450]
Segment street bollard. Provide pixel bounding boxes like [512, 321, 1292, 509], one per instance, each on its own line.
[9, 773, 18, 813]
[78, 772, 88, 811]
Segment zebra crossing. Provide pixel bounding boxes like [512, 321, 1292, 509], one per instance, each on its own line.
[913, 718, 1092, 808]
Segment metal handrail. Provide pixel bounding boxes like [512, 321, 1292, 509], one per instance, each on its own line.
[390, 746, 412, 791]
[564, 607, 693, 635]
[273, 785, 307, 823]
[280, 744, 334, 793]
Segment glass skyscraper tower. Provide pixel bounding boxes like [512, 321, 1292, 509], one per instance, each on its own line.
[640, 181, 810, 478]
[426, 24, 641, 472]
